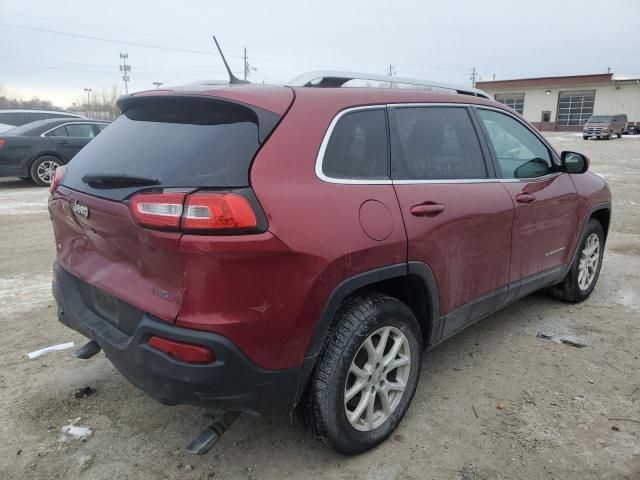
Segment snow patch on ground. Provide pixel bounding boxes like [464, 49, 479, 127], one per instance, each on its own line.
[0, 273, 52, 318]
[0, 188, 49, 216]
[60, 418, 93, 442]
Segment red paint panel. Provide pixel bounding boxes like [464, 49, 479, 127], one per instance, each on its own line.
[500, 174, 578, 281]
[49, 187, 185, 322]
[394, 183, 514, 315]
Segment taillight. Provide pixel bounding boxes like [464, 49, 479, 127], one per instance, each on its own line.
[183, 193, 257, 230]
[130, 192, 185, 228]
[148, 336, 215, 364]
[0, 139, 5, 149]
[50, 165, 66, 194]
[129, 191, 259, 232]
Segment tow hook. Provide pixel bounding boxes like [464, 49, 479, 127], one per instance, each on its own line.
[73, 340, 102, 359]
[186, 410, 241, 455]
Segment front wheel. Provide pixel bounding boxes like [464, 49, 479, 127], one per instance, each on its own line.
[30, 156, 62, 187]
[549, 219, 605, 302]
[299, 292, 422, 454]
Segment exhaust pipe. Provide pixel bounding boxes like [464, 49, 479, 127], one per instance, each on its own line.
[73, 340, 101, 359]
[186, 411, 241, 455]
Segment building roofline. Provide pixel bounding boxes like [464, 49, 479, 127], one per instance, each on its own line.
[476, 73, 616, 89]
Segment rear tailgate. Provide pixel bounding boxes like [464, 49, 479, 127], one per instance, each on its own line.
[49, 186, 184, 322]
[49, 88, 293, 326]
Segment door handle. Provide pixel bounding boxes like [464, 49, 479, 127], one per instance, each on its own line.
[57, 140, 69, 145]
[515, 193, 536, 204]
[410, 203, 446, 217]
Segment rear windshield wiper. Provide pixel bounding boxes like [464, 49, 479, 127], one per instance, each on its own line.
[82, 174, 161, 189]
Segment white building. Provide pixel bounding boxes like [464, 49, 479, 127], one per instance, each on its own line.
[476, 73, 640, 131]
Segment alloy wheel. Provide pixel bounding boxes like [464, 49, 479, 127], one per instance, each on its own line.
[37, 160, 60, 185]
[344, 326, 411, 432]
[578, 233, 600, 290]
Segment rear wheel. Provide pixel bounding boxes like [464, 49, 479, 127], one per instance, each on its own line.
[549, 219, 604, 302]
[616, 131, 622, 138]
[299, 292, 422, 454]
[30, 156, 62, 187]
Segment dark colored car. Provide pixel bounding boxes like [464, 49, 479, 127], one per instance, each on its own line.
[48, 72, 611, 454]
[0, 119, 109, 186]
[623, 124, 638, 135]
[0, 109, 86, 134]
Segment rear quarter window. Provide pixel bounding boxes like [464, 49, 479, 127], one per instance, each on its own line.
[321, 109, 388, 180]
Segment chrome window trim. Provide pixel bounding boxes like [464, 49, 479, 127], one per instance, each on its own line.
[315, 105, 392, 185]
[40, 121, 109, 137]
[315, 102, 564, 186]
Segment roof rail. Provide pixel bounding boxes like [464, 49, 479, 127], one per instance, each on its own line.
[288, 70, 490, 99]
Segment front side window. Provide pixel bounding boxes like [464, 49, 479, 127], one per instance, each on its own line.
[495, 93, 525, 114]
[477, 109, 554, 179]
[65, 124, 96, 138]
[322, 109, 388, 180]
[391, 107, 487, 180]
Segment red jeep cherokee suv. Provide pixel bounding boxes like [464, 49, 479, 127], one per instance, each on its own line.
[48, 72, 611, 454]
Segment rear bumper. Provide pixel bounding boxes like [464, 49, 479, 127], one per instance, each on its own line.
[52, 261, 306, 418]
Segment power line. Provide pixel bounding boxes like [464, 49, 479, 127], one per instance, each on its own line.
[0, 22, 227, 57]
[0, 20, 466, 78]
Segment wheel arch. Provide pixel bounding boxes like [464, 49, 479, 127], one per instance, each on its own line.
[566, 202, 611, 271]
[304, 261, 440, 362]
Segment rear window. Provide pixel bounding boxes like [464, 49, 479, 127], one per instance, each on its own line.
[63, 98, 271, 199]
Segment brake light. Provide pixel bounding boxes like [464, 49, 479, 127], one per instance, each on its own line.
[0, 139, 5, 149]
[50, 165, 66, 194]
[183, 193, 257, 230]
[148, 336, 215, 364]
[129, 191, 258, 232]
[130, 192, 185, 228]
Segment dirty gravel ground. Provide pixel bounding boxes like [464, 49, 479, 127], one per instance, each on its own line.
[0, 133, 638, 480]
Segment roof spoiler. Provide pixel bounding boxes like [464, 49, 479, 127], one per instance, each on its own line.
[287, 70, 490, 99]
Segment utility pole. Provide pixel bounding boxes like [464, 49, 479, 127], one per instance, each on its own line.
[470, 67, 478, 87]
[152, 82, 163, 89]
[387, 64, 396, 88]
[243, 47, 248, 81]
[84, 88, 92, 116]
[242, 47, 256, 81]
[119, 53, 131, 94]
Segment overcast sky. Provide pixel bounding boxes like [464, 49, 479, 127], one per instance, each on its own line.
[1, 0, 639, 107]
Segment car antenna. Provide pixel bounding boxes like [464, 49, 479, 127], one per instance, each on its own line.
[212, 35, 249, 84]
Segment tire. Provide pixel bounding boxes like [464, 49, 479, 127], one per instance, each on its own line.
[549, 219, 605, 302]
[29, 156, 62, 187]
[606, 131, 612, 140]
[616, 132, 622, 138]
[583, 136, 588, 140]
[299, 292, 423, 454]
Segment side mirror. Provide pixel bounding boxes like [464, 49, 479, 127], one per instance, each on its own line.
[561, 151, 589, 174]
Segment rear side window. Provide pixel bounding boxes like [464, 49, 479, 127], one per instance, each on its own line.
[63, 98, 271, 199]
[322, 109, 388, 180]
[46, 126, 67, 137]
[65, 124, 96, 138]
[391, 107, 487, 180]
